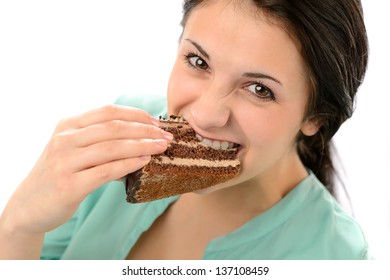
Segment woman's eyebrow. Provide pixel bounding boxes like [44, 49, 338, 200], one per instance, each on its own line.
[185, 39, 210, 60]
[185, 38, 282, 87]
[243, 72, 283, 86]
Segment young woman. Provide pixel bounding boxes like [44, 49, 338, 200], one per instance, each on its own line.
[0, 0, 370, 259]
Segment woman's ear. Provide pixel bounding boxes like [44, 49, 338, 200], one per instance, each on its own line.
[301, 118, 320, 136]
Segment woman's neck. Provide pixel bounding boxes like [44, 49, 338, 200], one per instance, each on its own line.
[183, 152, 309, 217]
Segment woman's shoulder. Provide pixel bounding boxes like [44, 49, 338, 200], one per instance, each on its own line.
[207, 174, 371, 260]
[290, 173, 371, 259]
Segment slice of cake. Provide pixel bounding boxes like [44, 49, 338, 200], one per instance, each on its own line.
[125, 115, 241, 203]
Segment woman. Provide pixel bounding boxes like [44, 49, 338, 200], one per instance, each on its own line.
[0, 0, 370, 259]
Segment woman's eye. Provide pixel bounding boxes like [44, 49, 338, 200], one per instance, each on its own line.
[247, 83, 275, 101]
[187, 55, 209, 70]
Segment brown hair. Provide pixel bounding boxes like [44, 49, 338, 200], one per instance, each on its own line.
[180, 0, 369, 197]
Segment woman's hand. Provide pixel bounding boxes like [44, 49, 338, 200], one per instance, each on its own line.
[0, 105, 172, 258]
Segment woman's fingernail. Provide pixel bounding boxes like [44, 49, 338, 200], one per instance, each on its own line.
[139, 155, 151, 161]
[150, 117, 161, 127]
[153, 139, 168, 147]
[161, 130, 174, 141]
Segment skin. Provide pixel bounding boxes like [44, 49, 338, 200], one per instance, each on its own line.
[1, 0, 319, 260]
[0, 106, 173, 259]
[128, 0, 318, 259]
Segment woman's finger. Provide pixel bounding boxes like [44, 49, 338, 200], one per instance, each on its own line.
[72, 138, 169, 172]
[73, 155, 153, 197]
[54, 105, 160, 132]
[69, 120, 172, 148]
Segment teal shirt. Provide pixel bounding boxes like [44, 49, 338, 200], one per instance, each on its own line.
[40, 95, 370, 260]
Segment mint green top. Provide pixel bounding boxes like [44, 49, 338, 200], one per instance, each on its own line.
[40, 95, 370, 260]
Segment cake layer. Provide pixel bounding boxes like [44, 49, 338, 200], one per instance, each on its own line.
[143, 162, 240, 174]
[162, 126, 195, 142]
[161, 143, 238, 160]
[155, 155, 240, 168]
[126, 164, 239, 203]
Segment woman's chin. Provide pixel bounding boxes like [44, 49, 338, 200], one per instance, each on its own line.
[191, 179, 238, 195]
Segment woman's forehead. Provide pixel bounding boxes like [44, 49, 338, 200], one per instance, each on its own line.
[182, 0, 308, 83]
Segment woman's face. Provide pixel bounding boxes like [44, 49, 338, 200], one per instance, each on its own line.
[167, 0, 317, 193]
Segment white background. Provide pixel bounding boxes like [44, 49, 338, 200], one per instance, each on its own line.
[0, 0, 389, 259]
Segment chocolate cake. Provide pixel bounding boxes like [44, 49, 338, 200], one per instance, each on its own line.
[125, 116, 241, 203]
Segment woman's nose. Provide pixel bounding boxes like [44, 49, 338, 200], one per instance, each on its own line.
[190, 82, 232, 130]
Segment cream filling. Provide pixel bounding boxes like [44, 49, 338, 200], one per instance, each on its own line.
[172, 140, 237, 151]
[156, 156, 240, 167]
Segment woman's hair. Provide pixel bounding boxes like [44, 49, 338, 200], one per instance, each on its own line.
[180, 0, 369, 197]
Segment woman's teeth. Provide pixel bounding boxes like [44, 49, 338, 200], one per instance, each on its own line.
[195, 133, 237, 150]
